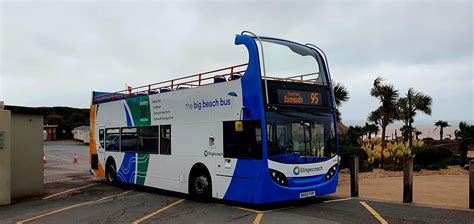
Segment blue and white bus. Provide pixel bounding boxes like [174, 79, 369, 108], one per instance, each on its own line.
[89, 31, 339, 204]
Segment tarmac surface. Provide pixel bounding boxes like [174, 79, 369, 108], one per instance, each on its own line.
[0, 140, 473, 224]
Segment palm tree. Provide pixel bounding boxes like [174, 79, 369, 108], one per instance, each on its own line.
[364, 122, 379, 139]
[400, 125, 413, 142]
[333, 82, 350, 122]
[415, 129, 422, 140]
[434, 120, 449, 140]
[397, 88, 432, 147]
[370, 77, 399, 168]
[455, 122, 474, 166]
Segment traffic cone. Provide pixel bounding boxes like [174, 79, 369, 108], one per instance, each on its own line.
[73, 153, 79, 163]
[43, 154, 47, 164]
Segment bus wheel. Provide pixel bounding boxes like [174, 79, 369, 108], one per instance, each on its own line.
[106, 162, 117, 184]
[191, 171, 211, 200]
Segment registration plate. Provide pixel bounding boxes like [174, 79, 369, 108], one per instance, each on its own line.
[299, 190, 316, 198]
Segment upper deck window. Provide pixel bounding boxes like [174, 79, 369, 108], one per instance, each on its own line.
[258, 39, 326, 85]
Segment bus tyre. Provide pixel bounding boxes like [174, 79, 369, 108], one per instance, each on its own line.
[106, 162, 117, 184]
[191, 171, 211, 200]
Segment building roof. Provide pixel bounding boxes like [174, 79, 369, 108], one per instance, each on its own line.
[44, 125, 58, 128]
[73, 126, 90, 131]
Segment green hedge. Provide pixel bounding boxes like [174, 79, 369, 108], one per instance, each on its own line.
[413, 164, 421, 172]
[339, 145, 373, 172]
[412, 146, 460, 170]
[384, 164, 403, 171]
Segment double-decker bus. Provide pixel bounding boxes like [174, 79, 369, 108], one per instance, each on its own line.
[89, 31, 339, 204]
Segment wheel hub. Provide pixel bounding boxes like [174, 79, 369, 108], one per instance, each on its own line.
[194, 176, 208, 195]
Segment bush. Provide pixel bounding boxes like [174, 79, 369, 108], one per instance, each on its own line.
[360, 161, 374, 172]
[445, 156, 462, 166]
[413, 146, 453, 167]
[413, 164, 421, 172]
[361, 138, 419, 169]
[339, 145, 368, 169]
[384, 164, 403, 171]
[425, 162, 448, 170]
[372, 158, 381, 168]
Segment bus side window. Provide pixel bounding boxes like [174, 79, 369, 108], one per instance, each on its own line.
[99, 129, 105, 148]
[105, 128, 120, 151]
[121, 127, 138, 152]
[138, 126, 159, 154]
[223, 120, 263, 160]
[160, 125, 171, 155]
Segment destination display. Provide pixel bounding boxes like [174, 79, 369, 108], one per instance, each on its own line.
[277, 89, 322, 106]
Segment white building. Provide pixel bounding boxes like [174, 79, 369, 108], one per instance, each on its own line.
[72, 126, 89, 144]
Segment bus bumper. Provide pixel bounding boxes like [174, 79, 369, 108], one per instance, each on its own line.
[254, 171, 339, 204]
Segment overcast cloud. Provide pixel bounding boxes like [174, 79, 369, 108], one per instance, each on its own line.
[1, 0, 472, 123]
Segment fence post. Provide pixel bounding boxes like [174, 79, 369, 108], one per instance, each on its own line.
[350, 155, 359, 197]
[470, 160, 474, 209]
[403, 155, 414, 203]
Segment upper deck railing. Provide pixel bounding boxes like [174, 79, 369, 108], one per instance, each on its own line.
[266, 72, 321, 84]
[93, 63, 248, 104]
[92, 64, 323, 104]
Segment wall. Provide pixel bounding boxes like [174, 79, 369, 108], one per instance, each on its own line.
[0, 110, 11, 205]
[82, 131, 90, 144]
[73, 130, 90, 144]
[10, 113, 44, 199]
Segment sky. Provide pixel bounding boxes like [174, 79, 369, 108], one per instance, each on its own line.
[1, 0, 473, 128]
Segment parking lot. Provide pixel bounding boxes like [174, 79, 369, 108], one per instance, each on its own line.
[0, 141, 473, 224]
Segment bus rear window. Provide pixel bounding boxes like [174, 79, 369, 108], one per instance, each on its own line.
[223, 120, 263, 160]
[99, 129, 105, 148]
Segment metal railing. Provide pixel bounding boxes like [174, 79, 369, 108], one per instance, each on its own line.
[266, 72, 321, 84]
[93, 63, 248, 104]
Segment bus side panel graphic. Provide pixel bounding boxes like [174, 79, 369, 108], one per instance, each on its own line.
[136, 153, 150, 185]
[117, 152, 136, 183]
[125, 96, 151, 127]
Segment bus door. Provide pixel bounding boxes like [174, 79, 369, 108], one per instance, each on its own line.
[214, 120, 263, 199]
[216, 120, 263, 177]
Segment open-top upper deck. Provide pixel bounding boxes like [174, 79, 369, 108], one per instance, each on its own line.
[91, 64, 324, 105]
[92, 32, 332, 107]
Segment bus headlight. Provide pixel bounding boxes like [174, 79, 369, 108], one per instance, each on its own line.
[269, 169, 288, 186]
[325, 165, 338, 182]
